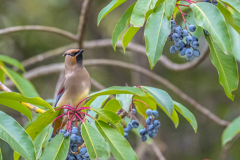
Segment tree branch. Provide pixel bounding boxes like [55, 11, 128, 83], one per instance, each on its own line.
[8, 59, 230, 126]
[0, 81, 45, 114]
[77, 0, 93, 49]
[0, 25, 78, 41]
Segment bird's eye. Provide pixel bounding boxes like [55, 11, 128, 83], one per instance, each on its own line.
[70, 53, 75, 57]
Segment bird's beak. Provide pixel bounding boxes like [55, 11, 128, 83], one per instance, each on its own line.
[62, 53, 66, 57]
[76, 49, 84, 57]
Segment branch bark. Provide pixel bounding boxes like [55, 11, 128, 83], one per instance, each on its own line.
[7, 59, 230, 126]
[77, 0, 93, 49]
[0, 25, 77, 41]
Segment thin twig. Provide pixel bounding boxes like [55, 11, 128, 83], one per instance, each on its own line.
[0, 26, 77, 41]
[151, 141, 166, 160]
[77, 0, 93, 49]
[8, 59, 230, 126]
[0, 81, 45, 113]
[18, 39, 208, 71]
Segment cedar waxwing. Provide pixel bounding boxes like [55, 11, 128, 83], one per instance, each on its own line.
[52, 49, 91, 136]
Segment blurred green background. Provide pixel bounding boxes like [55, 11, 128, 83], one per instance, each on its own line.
[0, 0, 240, 160]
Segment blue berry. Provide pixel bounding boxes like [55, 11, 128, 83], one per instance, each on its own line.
[186, 54, 194, 61]
[146, 116, 153, 125]
[192, 41, 199, 49]
[132, 108, 136, 114]
[212, 0, 217, 5]
[70, 134, 78, 142]
[154, 120, 161, 128]
[141, 135, 147, 142]
[180, 47, 187, 56]
[193, 49, 200, 57]
[131, 120, 139, 128]
[85, 152, 89, 158]
[192, 36, 198, 42]
[182, 30, 188, 37]
[172, 33, 179, 41]
[204, 30, 210, 35]
[76, 154, 83, 160]
[80, 147, 87, 155]
[72, 127, 78, 134]
[124, 132, 128, 139]
[185, 48, 192, 56]
[146, 109, 152, 116]
[148, 124, 155, 131]
[152, 110, 159, 117]
[126, 123, 133, 131]
[175, 39, 182, 47]
[170, 45, 176, 54]
[186, 36, 193, 44]
[139, 128, 148, 136]
[59, 129, 65, 134]
[63, 131, 70, 138]
[189, 25, 196, 32]
[124, 128, 129, 133]
[69, 156, 75, 160]
[149, 131, 157, 138]
[71, 144, 78, 152]
[203, 0, 211, 2]
[175, 45, 181, 51]
[77, 136, 83, 143]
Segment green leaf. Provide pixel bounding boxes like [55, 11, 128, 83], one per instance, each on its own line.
[34, 125, 52, 159]
[171, 109, 179, 128]
[122, 26, 140, 52]
[130, 0, 158, 27]
[39, 134, 70, 160]
[98, 0, 127, 25]
[222, 116, 240, 146]
[81, 122, 110, 159]
[0, 111, 36, 160]
[91, 108, 124, 135]
[141, 86, 174, 116]
[102, 98, 122, 112]
[144, 2, 171, 68]
[204, 34, 238, 100]
[95, 121, 138, 160]
[0, 148, 2, 160]
[174, 101, 198, 133]
[133, 96, 156, 118]
[219, 0, 240, 14]
[228, 23, 240, 62]
[88, 86, 146, 97]
[190, 2, 232, 55]
[26, 109, 60, 140]
[0, 61, 5, 83]
[165, 0, 177, 19]
[0, 55, 25, 71]
[0, 99, 32, 122]
[0, 92, 54, 111]
[116, 94, 133, 112]
[112, 2, 136, 50]
[217, 1, 240, 35]
[0, 67, 39, 97]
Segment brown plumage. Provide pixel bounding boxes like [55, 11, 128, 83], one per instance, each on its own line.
[52, 49, 91, 136]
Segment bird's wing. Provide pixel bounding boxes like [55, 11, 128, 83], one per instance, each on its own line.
[54, 78, 65, 107]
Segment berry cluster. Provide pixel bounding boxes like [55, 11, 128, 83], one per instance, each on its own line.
[124, 109, 140, 139]
[203, 0, 217, 6]
[140, 109, 161, 142]
[58, 127, 89, 160]
[169, 20, 200, 61]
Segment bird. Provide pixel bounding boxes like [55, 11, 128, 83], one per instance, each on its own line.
[52, 49, 91, 136]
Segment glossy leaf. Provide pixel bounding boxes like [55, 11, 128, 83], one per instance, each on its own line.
[112, 2, 136, 50]
[0, 148, 2, 160]
[0, 61, 5, 83]
[98, 0, 127, 25]
[217, 1, 240, 35]
[144, 2, 171, 68]
[95, 121, 138, 160]
[26, 109, 60, 140]
[81, 122, 109, 159]
[171, 109, 179, 128]
[165, 0, 177, 19]
[133, 96, 156, 118]
[0, 111, 36, 160]
[88, 86, 146, 97]
[141, 86, 174, 116]
[190, 2, 232, 55]
[0, 99, 32, 122]
[116, 94, 133, 112]
[0, 92, 54, 111]
[130, 0, 158, 27]
[91, 108, 124, 135]
[204, 35, 238, 100]
[0, 55, 25, 71]
[102, 98, 122, 112]
[222, 116, 240, 146]
[219, 0, 240, 14]
[174, 101, 198, 133]
[39, 134, 70, 160]
[228, 24, 240, 62]
[34, 125, 52, 159]
[122, 26, 140, 52]
[0, 67, 39, 97]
